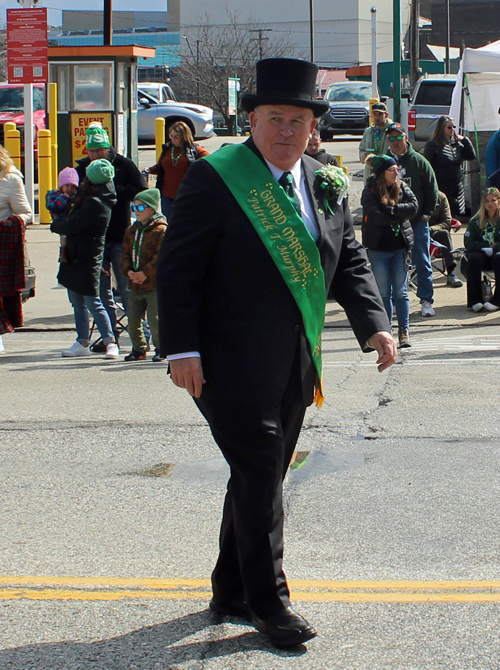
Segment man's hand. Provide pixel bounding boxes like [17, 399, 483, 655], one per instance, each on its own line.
[169, 357, 205, 398]
[367, 331, 398, 372]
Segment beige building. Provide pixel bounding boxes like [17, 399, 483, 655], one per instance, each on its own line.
[180, 0, 411, 68]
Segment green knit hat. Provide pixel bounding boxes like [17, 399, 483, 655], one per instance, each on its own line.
[134, 188, 161, 213]
[86, 122, 111, 149]
[86, 158, 115, 184]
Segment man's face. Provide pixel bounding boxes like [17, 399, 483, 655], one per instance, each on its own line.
[87, 147, 110, 162]
[250, 104, 316, 170]
[372, 110, 388, 127]
[387, 131, 408, 156]
[306, 135, 321, 155]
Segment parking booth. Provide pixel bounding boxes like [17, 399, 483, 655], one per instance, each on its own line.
[48, 45, 155, 168]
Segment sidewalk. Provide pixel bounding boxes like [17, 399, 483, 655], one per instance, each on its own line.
[22, 224, 500, 332]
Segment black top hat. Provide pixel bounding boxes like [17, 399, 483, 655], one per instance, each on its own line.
[241, 58, 329, 118]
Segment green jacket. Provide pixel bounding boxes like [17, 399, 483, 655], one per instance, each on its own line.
[391, 144, 439, 225]
[359, 119, 393, 183]
[464, 214, 500, 254]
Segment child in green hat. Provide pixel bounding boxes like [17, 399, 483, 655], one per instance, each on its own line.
[120, 188, 167, 361]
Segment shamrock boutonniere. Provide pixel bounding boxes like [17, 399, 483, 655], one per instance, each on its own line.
[314, 164, 349, 215]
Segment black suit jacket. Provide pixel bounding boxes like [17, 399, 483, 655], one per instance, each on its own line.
[156, 137, 389, 407]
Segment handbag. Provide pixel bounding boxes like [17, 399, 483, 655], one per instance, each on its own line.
[481, 274, 493, 303]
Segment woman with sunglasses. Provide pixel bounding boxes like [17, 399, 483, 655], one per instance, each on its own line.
[120, 189, 167, 361]
[423, 116, 476, 217]
[464, 187, 500, 312]
[362, 154, 418, 347]
[147, 121, 209, 219]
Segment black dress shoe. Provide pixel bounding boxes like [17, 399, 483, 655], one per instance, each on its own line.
[209, 597, 251, 621]
[251, 606, 317, 648]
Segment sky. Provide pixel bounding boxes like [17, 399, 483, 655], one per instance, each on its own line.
[0, 0, 168, 27]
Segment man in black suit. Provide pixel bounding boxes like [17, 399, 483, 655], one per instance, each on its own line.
[156, 58, 396, 649]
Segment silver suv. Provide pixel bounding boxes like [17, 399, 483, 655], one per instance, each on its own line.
[407, 75, 456, 152]
[138, 82, 214, 142]
[318, 81, 375, 139]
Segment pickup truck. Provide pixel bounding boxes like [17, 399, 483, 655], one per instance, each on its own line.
[0, 83, 46, 151]
[138, 82, 214, 143]
[407, 75, 457, 152]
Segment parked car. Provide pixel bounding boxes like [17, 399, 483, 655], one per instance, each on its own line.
[138, 82, 214, 142]
[318, 81, 376, 139]
[407, 74, 457, 152]
[0, 83, 46, 154]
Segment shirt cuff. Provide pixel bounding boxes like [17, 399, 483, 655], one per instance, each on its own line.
[167, 351, 201, 361]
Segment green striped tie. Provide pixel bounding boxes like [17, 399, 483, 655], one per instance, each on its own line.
[278, 171, 302, 218]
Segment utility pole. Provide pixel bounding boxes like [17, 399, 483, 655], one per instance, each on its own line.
[196, 39, 200, 101]
[249, 28, 272, 60]
[104, 0, 112, 46]
[444, 0, 450, 73]
[309, 0, 315, 62]
[393, 0, 402, 122]
[410, 0, 420, 88]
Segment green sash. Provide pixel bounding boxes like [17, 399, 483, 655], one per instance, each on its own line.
[204, 143, 327, 405]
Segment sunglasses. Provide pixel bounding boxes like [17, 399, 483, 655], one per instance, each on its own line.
[482, 188, 500, 196]
[388, 135, 404, 142]
[131, 204, 148, 212]
[445, 125, 456, 129]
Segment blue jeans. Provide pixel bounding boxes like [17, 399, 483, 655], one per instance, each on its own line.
[161, 195, 175, 219]
[100, 241, 130, 333]
[369, 249, 410, 330]
[67, 290, 114, 346]
[412, 218, 434, 303]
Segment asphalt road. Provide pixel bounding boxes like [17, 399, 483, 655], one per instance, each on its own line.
[2, 136, 500, 668]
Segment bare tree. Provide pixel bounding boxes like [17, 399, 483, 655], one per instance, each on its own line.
[0, 30, 7, 82]
[172, 12, 297, 134]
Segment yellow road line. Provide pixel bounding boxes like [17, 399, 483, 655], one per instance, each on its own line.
[1, 577, 500, 603]
[4, 576, 500, 590]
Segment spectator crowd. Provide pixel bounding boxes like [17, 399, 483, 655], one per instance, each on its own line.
[0, 103, 497, 357]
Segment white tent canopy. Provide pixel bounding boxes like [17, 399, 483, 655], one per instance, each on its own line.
[450, 40, 500, 131]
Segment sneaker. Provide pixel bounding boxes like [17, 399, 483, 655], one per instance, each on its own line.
[421, 300, 435, 317]
[62, 341, 91, 357]
[472, 303, 484, 312]
[446, 273, 463, 288]
[152, 349, 165, 362]
[124, 349, 147, 361]
[398, 328, 411, 348]
[0, 334, 5, 353]
[105, 342, 120, 359]
[483, 301, 499, 312]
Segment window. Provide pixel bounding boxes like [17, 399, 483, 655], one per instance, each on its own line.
[414, 82, 455, 107]
[50, 62, 114, 111]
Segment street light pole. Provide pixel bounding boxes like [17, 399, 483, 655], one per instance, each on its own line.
[104, 0, 112, 46]
[393, 0, 401, 122]
[371, 7, 377, 99]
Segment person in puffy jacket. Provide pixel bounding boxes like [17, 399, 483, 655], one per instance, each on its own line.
[51, 159, 120, 359]
[423, 116, 476, 217]
[362, 154, 418, 347]
[464, 187, 500, 312]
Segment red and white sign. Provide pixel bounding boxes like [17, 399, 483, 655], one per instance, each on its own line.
[7, 8, 48, 84]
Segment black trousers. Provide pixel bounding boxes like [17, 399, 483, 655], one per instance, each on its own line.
[466, 250, 500, 307]
[194, 357, 307, 617]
